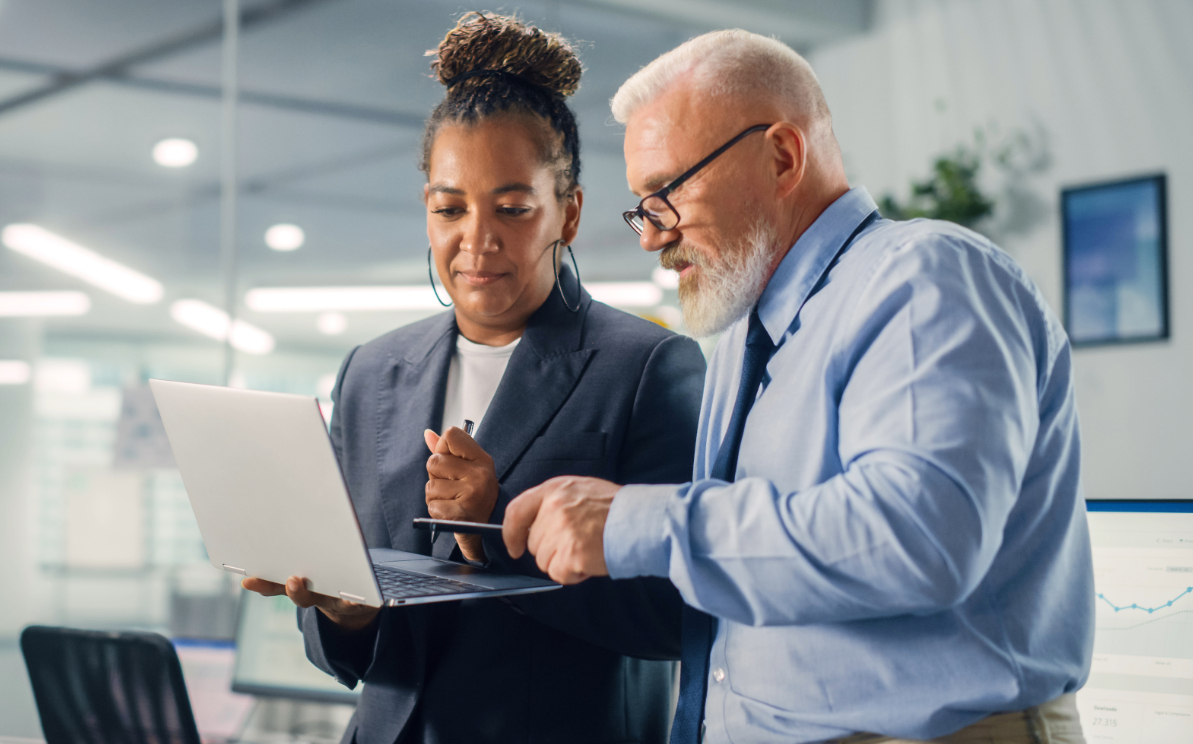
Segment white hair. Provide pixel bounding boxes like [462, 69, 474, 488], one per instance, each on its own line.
[610, 29, 831, 127]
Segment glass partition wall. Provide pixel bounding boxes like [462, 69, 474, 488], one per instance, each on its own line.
[0, 0, 704, 734]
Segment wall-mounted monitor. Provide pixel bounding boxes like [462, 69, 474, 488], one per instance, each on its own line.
[1078, 500, 1193, 742]
[1062, 174, 1168, 347]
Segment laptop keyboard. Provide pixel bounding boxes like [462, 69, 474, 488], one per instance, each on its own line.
[373, 564, 484, 599]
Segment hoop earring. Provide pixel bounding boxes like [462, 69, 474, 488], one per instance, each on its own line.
[427, 246, 452, 307]
[552, 240, 582, 313]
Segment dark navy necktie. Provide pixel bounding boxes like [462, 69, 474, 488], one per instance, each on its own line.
[670, 309, 774, 744]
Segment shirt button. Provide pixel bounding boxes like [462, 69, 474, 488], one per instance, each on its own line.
[712, 667, 725, 683]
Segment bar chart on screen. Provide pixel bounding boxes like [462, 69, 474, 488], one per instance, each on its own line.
[1077, 504, 1193, 743]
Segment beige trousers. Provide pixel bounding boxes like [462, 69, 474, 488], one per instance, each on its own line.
[825, 693, 1085, 744]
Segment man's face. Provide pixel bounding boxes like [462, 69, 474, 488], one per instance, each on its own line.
[624, 88, 777, 336]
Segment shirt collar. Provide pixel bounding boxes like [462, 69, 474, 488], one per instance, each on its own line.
[756, 186, 878, 343]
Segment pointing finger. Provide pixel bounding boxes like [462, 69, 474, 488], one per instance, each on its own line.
[503, 484, 547, 559]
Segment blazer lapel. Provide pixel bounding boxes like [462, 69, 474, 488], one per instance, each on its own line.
[475, 266, 595, 483]
[374, 312, 455, 555]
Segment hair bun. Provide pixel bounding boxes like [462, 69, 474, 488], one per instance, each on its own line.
[429, 12, 582, 97]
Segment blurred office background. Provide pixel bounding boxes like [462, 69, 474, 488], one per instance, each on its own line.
[0, 0, 1189, 739]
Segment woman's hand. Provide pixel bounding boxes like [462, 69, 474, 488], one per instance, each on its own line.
[424, 426, 500, 562]
[241, 576, 379, 632]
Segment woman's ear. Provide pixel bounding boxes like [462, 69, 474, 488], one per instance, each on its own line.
[560, 187, 584, 245]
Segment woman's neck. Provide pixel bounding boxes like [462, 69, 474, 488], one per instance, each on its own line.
[454, 313, 527, 347]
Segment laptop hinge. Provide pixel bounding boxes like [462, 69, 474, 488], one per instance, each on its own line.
[339, 592, 366, 603]
[221, 564, 247, 575]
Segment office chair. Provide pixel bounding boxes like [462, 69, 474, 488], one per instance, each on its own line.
[20, 625, 202, 744]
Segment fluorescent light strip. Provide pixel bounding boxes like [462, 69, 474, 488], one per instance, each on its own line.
[587, 282, 663, 307]
[246, 281, 664, 312]
[171, 299, 275, 355]
[0, 360, 32, 385]
[246, 286, 441, 312]
[0, 291, 91, 317]
[2, 224, 164, 304]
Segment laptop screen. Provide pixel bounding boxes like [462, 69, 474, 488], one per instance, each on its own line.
[1077, 500, 1193, 742]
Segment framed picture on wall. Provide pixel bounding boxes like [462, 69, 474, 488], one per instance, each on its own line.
[1061, 173, 1169, 347]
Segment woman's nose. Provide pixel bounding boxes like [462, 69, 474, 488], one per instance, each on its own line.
[460, 214, 499, 255]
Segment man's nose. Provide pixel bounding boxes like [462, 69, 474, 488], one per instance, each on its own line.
[639, 221, 679, 253]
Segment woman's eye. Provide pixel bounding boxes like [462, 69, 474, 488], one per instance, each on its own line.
[431, 206, 463, 216]
[498, 206, 531, 216]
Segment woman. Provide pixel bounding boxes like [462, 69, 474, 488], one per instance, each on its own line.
[244, 13, 706, 744]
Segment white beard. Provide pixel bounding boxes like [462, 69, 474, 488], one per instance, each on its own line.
[671, 219, 777, 338]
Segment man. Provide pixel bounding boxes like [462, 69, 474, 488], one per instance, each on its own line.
[502, 29, 1094, 744]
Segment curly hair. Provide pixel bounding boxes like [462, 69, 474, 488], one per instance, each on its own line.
[420, 12, 583, 198]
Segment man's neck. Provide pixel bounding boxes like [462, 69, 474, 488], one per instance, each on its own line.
[764, 183, 851, 284]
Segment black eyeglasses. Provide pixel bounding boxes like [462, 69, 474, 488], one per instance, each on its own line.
[622, 123, 774, 236]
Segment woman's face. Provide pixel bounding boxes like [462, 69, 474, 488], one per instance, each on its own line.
[425, 116, 582, 340]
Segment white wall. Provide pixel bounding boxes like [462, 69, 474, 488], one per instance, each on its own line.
[808, 0, 1193, 500]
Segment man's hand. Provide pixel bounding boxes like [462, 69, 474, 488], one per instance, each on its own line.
[241, 576, 379, 632]
[424, 427, 499, 562]
[502, 476, 621, 584]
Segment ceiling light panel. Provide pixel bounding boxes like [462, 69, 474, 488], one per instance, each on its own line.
[170, 299, 275, 355]
[0, 291, 91, 317]
[246, 286, 442, 312]
[587, 282, 664, 307]
[0, 360, 32, 386]
[2, 224, 164, 304]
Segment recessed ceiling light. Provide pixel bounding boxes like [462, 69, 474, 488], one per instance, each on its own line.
[265, 224, 305, 251]
[153, 138, 198, 168]
[0, 291, 91, 317]
[2, 224, 163, 304]
[0, 360, 32, 385]
[316, 311, 347, 335]
[170, 299, 275, 355]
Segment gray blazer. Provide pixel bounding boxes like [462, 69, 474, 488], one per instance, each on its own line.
[299, 270, 707, 744]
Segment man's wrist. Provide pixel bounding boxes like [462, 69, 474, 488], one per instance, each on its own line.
[602, 483, 676, 579]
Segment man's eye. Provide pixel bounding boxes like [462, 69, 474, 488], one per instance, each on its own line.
[499, 206, 531, 216]
[432, 207, 463, 216]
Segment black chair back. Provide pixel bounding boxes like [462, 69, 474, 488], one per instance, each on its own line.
[20, 625, 202, 744]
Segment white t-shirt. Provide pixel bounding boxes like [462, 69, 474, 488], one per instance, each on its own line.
[440, 334, 521, 437]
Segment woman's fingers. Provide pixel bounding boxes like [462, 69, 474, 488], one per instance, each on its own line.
[241, 577, 287, 596]
[423, 428, 440, 453]
[440, 426, 491, 462]
[426, 452, 474, 480]
[284, 576, 321, 608]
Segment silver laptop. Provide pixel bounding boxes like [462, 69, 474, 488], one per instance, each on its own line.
[149, 379, 559, 607]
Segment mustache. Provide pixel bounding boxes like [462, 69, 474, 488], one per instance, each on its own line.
[658, 242, 704, 271]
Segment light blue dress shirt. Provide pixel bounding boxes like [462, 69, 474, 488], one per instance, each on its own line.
[605, 187, 1094, 743]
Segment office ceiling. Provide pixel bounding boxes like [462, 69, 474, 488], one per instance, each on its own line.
[0, 0, 872, 353]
